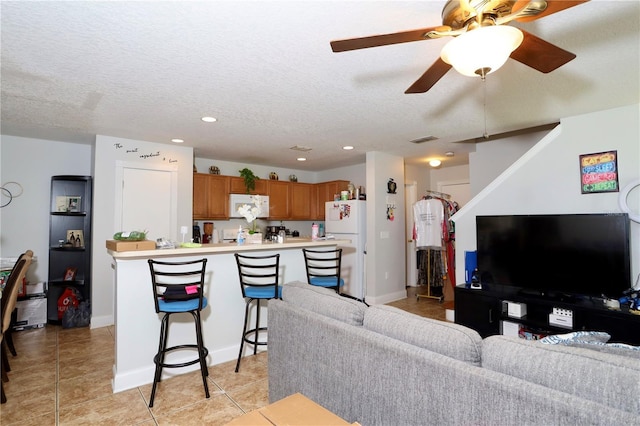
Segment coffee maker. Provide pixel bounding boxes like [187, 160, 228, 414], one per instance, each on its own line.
[192, 225, 201, 243]
[265, 226, 278, 241]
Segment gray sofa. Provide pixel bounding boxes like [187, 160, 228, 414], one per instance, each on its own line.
[268, 281, 640, 426]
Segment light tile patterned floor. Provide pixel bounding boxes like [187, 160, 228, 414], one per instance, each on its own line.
[1, 286, 445, 425]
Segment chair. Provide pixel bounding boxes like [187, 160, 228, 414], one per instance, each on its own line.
[302, 248, 344, 294]
[234, 253, 281, 373]
[2, 250, 33, 363]
[1, 250, 33, 404]
[147, 258, 209, 408]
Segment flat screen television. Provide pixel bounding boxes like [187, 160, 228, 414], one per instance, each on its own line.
[476, 213, 631, 300]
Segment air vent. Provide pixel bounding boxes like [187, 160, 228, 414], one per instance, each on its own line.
[290, 145, 312, 152]
[410, 136, 438, 144]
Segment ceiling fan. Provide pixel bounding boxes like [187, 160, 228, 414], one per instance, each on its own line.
[330, 0, 589, 93]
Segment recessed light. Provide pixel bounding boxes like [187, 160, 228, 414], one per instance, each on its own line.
[343, 146, 354, 150]
[171, 138, 184, 143]
[297, 157, 307, 162]
[201, 116, 217, 123]
[445, 151, 455, 157]
[429, 159, 442, 167]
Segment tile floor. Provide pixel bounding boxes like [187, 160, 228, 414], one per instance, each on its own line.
[1, 286, 447, 425]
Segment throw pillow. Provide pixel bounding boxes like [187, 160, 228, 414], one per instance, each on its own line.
[540, 331, 611, 345]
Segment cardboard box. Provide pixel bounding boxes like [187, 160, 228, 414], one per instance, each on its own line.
[226, 393, 358, 426]
[501, 320, 521, 337]
[106, 239, 156, 252]
[13, 294, 47, 331]
[503, 300, 527, 318]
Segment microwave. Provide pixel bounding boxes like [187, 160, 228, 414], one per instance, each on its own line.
[229, 194, 269, 218]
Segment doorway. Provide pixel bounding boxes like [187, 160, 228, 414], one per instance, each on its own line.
[114, 162, 178, 242]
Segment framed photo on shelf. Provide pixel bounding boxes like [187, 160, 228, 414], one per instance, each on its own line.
[67, 196, 81, 212]
[63, 267, 77, 281]
[66, 229, 84, 247]
[56, 196, 69, 212]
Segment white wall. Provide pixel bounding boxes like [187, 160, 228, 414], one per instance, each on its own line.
[194, 157, 317, 184]
[405, 164, 431, 199]
[366, 151, 406, 304]
[469, 130, 550, 196]
[317, 163, 366, 193]
[453, 104, 640, 291]
[0, 135, 92, 284]
[92, 135, 194, 327]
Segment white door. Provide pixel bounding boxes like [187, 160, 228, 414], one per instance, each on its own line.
[437, 180, 471, 208]
[405, 181, 418, 287]
[115, 162, 177, 242]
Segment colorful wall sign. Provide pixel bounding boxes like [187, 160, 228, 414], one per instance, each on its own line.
[579, 150, 619, 194]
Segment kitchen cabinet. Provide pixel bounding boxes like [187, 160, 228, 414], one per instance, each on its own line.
[48, 175, 92, 326]
[315, 180, 349, 220]
[193, 174, 351, 221]
[229, 176, 268, 195]
[290, 182, 316, 220]
[268, 180, 290, 220]
[193, 173, 230, 219]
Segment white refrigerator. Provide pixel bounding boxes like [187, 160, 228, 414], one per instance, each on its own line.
[325, 200, 366, 301]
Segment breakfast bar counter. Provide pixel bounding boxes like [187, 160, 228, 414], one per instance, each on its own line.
[108, 239, 344, 393]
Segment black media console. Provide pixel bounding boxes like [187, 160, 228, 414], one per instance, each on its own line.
[454, 284, 640, 345]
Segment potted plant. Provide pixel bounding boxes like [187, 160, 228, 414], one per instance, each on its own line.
[239, 168, 259, 194]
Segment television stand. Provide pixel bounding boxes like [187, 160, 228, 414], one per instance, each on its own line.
[454, 284, 640, 345]
[517, 289, 578, 304]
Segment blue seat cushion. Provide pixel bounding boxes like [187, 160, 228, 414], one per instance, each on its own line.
[309, 276, 344, 288]
[159, 296, 208, 313]
[245, 285, 282, 299]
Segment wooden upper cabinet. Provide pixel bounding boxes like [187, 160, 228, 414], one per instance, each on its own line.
[315, 180, 350, 220]
[290, 182, 316, 220]
[193, 174, 230, 219]
[268, 180, 291, 220]
[194, 174, 350, 221]
[229, 176, 268, 195]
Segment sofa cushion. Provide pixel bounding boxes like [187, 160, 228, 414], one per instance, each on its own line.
[540, 331, 640, 359]
[281, 280, 367, 326]
[363, 305, 482, 366]
[482, 335, 640, 414]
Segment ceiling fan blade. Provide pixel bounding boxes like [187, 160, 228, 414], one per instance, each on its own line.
[510, 30, 576, 73]
[453, 122, 560, 144]
[512, 0, 589, 23]
[405, 58, 452, 94]
[330, 26, 448, 52]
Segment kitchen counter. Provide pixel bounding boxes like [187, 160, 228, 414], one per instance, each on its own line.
[108, 238, 347, 393]
[107, 237, 341, 259]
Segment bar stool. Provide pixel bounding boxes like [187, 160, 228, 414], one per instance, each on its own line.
[234, 253, 281, 373]
[148, 258, 210, 408]
[302, 248, 344, 294]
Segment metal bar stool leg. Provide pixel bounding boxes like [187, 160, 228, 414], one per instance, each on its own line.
[193, 311, 210, 396]
[235, 299, 252, 373]
[149, 313, 170, 408]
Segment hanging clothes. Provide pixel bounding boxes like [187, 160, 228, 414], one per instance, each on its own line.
[417, 249, 446, 289]
[413, 198, 444, 249]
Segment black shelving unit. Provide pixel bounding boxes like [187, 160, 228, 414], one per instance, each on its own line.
[47, 175, 92, 326]
[455, 284, 640, 345]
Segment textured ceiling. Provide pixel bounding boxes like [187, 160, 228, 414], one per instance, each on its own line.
[1, 1, 638, 171]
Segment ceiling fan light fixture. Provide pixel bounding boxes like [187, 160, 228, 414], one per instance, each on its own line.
[440, 25, 524, 77]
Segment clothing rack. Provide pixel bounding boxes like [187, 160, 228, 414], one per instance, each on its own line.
[424, 190, 451, 200]
[416, 248, 444, 303]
